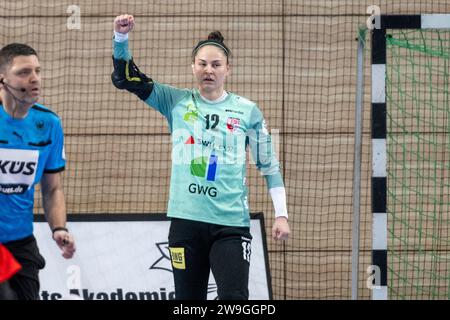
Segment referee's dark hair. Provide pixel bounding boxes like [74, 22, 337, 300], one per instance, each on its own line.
[0, 43, 38, 72]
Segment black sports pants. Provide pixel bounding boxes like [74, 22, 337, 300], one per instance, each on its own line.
[0, 235, 45, 300]
[168, 218, 252, 300]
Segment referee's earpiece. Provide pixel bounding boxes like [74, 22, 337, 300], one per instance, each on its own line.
[0, 78, 26, 92]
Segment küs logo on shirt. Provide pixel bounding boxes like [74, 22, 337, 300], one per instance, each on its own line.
[0, 148, 38, 194]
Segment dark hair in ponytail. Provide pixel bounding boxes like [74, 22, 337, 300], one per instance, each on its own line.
[207, 31, 224, 43]
[192, 31, 231, 62]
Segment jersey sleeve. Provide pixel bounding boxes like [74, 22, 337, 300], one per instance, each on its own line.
[113, 38, 132, 61]
[248, 105, 284, 189]
[113, 38, 189, 128]
[44, 118, 66, 173]
[144, 82, 189, 124]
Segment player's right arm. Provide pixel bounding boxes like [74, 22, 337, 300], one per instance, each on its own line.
[111, 14, 153, 101]
[111, 14, 189, 121]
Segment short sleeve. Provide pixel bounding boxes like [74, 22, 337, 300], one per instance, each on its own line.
[44, 119, 66, 173]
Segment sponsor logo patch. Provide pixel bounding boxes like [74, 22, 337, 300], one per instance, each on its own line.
[226, 117, 240, 133]
[190, 153, 218, 182]
[0, 148, 38, 194]
[183, 103, 199, 123]
[169, 247, 186, 270]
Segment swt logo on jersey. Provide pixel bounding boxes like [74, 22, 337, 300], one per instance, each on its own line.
[0, 148, 38, 195]
[185, 135, 234, 153]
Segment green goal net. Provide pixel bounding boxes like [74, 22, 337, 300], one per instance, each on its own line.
[386, 29, 450, 299]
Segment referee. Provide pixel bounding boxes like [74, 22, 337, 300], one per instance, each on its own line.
[0, 43, 76, 300]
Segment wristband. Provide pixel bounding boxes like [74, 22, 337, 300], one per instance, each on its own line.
[269, 187, 289, 219]
[113, 31, 128, 42]
[52, 227, 69, 235]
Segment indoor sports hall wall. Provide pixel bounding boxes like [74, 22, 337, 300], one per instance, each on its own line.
[1, 0, 449, 299]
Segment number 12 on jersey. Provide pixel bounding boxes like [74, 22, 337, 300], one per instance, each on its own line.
[205, 114, 219, 130]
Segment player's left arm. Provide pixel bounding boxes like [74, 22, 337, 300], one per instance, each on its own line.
[248, 105, 291, 241]
[41, 172, 76, 259]
[40, 116, 75, 258]
[269, 186, 290, 241]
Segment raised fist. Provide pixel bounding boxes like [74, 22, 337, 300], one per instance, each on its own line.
[114, 14, 134, 34]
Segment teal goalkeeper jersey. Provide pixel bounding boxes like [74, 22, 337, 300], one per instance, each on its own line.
[114, 40, 283, 227]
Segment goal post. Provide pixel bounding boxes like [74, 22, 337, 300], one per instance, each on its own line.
[371, 14, 450, 300]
